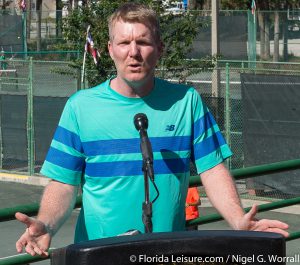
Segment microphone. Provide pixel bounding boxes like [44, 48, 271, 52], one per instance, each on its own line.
[134, 113, 154, 181]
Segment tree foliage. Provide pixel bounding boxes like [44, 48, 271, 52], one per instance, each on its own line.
[219, 0, 300, 62]
[61, 0, 210, 86]
[177, 0, 300, 12]
[221, 0, 300, 10]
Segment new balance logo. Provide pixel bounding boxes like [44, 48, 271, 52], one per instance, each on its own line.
[165, 125, 175, 131]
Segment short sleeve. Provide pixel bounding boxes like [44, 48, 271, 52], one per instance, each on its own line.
[191, 91, 232, 174]
[40, 98, 85, 185]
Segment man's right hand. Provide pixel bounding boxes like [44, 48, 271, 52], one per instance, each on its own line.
[15, 212, 52, 256]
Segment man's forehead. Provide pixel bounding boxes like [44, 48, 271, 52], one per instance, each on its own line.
[113, 20, 150, 30]
[111, 21, 154, 38]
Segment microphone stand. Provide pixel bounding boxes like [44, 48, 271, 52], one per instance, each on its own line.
[142, 158, 153, 233]
[134, 113, 156, 234]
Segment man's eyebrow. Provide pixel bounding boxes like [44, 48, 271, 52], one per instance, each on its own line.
[114, 34, 152, 40]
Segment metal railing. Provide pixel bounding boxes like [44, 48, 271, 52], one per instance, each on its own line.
[0, 158, 300, 264]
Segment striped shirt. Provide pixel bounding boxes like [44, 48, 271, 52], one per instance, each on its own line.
[41, 77, 232, 242]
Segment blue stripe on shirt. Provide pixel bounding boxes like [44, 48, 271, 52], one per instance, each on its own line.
[85, 158, 189, 177]
[193, 131, 226, 160]
[45, 147, 85, 171]
[82, 136, 191, 156]
[193, 112, 217, 140]
[53, 126, 83, 153]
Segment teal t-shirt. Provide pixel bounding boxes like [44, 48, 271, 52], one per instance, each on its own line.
[41, 77, 232, 242]
[0, 55, 8, 70]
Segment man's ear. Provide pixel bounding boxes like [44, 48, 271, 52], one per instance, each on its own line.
[108, 41, 114, 60]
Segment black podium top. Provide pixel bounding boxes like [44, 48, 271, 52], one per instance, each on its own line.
[51, 230, 286, 265]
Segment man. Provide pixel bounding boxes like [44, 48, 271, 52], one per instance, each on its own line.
[15, 3, 289, 257]
[0, 51, 8, 77]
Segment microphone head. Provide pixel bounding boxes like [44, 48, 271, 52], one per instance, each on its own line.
[134, 113, 148, 131]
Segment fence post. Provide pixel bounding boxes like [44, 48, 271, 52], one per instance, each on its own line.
[247, 9, 256, 68]
[22, 11, 28, 59]
[27, 57, 35, 175]
[0, 89, 2, 169]
[225, 63, 231, 168]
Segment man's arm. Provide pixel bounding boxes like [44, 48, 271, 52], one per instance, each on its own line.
[15, 180, 78, 256]
[200, 163, 289, 237]
[200, 163, 245, 228]
[37, 180, 79, 235]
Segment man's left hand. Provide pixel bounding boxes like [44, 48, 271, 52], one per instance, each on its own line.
[237, 204, 289, 237]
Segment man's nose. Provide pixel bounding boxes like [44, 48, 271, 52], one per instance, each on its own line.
[129, 42, 140, 57]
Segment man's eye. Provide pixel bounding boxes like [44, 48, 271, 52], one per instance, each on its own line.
[137, 40, 151, 45]
[118, 41, 130, 45]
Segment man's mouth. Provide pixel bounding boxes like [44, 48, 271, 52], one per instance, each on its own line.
[128, 64, 143, 72]
[128, 64, 142, 68]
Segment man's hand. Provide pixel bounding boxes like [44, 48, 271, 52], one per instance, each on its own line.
[201, 163, 290, 238]
[236, 204, 290, 238]
[15, 212, 52, 256]
[15, 180, 78, 256]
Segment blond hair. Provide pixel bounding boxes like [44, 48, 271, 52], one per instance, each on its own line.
[108, 3, 161, 42]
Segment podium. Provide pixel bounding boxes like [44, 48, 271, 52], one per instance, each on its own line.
[51, 230, 286, 265]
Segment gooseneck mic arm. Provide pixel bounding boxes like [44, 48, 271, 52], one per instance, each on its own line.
[134, 113, 156, 233]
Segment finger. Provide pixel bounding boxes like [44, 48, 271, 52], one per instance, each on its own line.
[25, 240, 45, 257]
[272, 220, 289, 229]
[25, 244, 37, 256]
[266, 227, 290, 238]
[33, 245, 44, 256]
[246, 204, 258, 220]
[31, 241, 48, 256]
[259, 219, 289, 229]
[16, 241, 24, 253]
[31, 242, 49, 257]
[38, 240, 51, 255]
[16, 235, 29, 253]
[15, 212, 34, 227]
[39, 249, 49, 257]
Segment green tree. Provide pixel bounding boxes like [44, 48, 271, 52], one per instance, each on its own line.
[255, 0, 299, 61]
[61, 0, 209, 86]
[222, 0, 300, 61]
[221, 0, 249, 10]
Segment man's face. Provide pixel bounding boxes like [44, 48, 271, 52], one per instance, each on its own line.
[108, 20, 162, 86]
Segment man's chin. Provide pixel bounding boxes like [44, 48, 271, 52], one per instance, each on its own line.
[124, 74, 152, 85]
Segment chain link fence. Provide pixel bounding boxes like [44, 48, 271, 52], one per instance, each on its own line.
[0, 59, 80, 174]
[159, 60, 300, 200]
[1, 9, 300, 62]
[1, 59, 300, 200]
